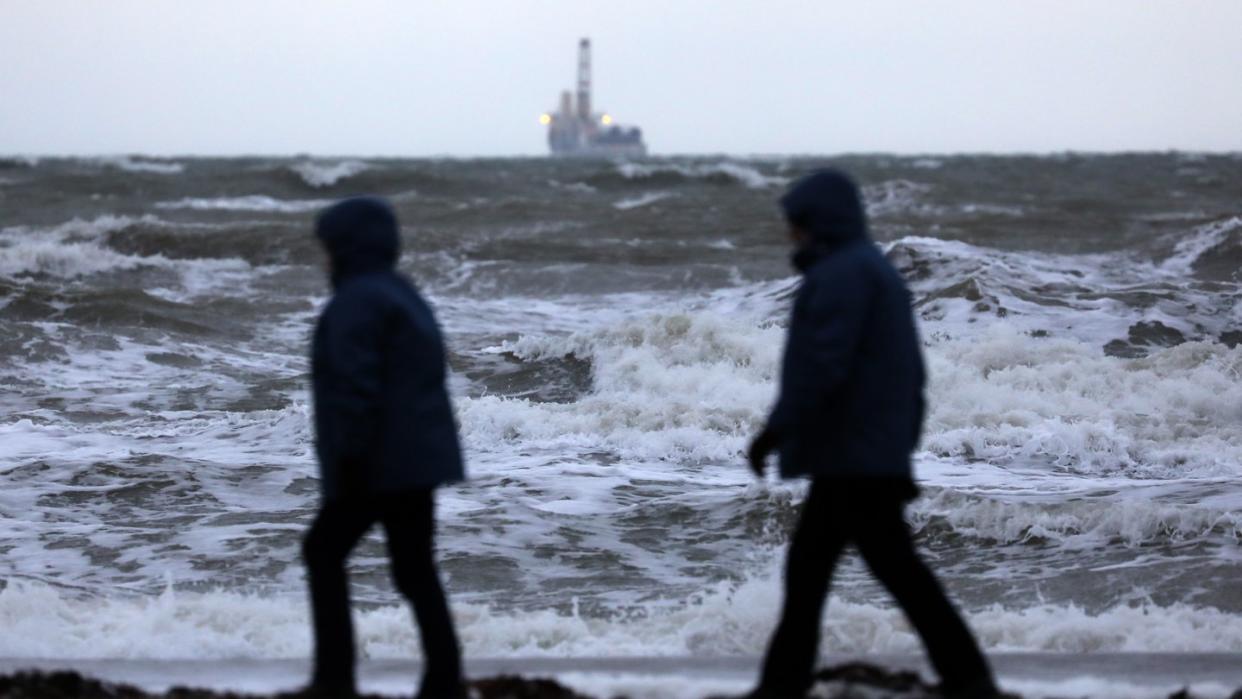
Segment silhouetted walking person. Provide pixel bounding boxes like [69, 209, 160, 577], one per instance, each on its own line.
[747, 171, 998, 699]
[304, 197, 465, 698]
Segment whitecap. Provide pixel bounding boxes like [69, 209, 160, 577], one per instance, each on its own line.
[97, 156, 185, 174]
[614, 161, 788, 189]
[289, 159, 369, 188]
[613, 191, 675, 210]
[154, 196, 330, 213]
[2, 578, 1241, 660]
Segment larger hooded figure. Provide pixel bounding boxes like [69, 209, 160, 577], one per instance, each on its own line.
[767, 169, 926, 484]
[748, 171, 996, 699]
[311, 197, 464, 498]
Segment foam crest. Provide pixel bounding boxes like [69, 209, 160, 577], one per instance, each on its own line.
[155, 196, 330, 213]
[863, 179, 935, 216]
[912, 486, 1242, 546]
[613, 192, 676, 210]
[0, 216, 161, 278]
[0, 237, 156, 278]
[461, 311, 783, 462]
[923, 324, 1242, 479]
[883, 234, 1238, 351]
[1161, 216, 1242, 276]
[3, 578, 1241, 661]
[614, 162, 788, 189]
[0, 216, 253, 282]
[290, 160, 370, 188]
[457, 278, 1242, 482]
[97, 156, 185, 174]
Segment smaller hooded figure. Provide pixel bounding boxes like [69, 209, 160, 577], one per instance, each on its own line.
[746, 171, 998, 699]
[304, 197, 464, 698]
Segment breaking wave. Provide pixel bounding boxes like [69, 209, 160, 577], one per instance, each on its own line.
[1163, 216, 1242, 281]
[155, 196, 330, 213]
[0, 216, 163, 278]
[611, 162, 788, 189]
[458, 287, 1242, 483]
[462, 310, 783, 463]
[97, 156, 185, 174]
[924, 325, 1242, 479]
[613, 191, 677, 210]
[1, 579, 1239, 660]
[863, 179, 936, 217]
[289, 159, 370, 188]
[0, 216, 255, 299]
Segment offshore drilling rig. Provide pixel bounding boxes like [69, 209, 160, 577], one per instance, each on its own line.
[541, 38, 647, 158]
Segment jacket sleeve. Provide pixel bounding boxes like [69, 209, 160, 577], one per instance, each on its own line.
[766, 259, 871, 440]
[317, 287, 386, 467]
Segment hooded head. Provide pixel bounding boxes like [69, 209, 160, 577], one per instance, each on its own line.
[780, 169, 869, 246]
[315, 196, 400, 285]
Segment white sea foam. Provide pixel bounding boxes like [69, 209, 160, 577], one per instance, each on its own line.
[155, 196, 330, 213]
[613, 192, 676, 210]
[2, 578, 1240, 661]
[0, 216, 159, 278]
[882, 234, 1242, 349]
[0, 215, 255, 287]
[289, 160, 369, 188]
[959, 202, 1026, 216]
[1, 214, 152, 241]
[549, 179, 598, 194]
[863, 179, 936, 216]
[911, 481, 1242, 547]
[0, 237, 154, 278]
[923, 325, 1242, 480]
[464, 310, 784, 463]
[1160, 216, 1242, 274]
[97, 156, 185, 174]
[615, 162, 788, 189]
[452, 275, 1242, 484]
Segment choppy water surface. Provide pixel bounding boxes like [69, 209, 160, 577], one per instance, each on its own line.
[1, 153, 1240, 659]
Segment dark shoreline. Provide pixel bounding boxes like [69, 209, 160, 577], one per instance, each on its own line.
[2, 663, 1240, 699]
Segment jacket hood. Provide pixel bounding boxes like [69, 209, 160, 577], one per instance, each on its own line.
[780, 169, 869, 245]
[315, 196, 400, 285]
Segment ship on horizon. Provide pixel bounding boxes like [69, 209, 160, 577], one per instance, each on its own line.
[541, 38, 647, 158]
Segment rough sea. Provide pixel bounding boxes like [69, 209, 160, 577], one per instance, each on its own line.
[1, 153, 1240, 671]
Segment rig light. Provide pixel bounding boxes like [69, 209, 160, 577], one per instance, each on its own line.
[601, 114, 613, 126]
[539, 114, 552, 125]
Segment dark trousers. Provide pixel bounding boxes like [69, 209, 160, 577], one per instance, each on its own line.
[760, 479, 992, 693]
[302, 489, 462, 694]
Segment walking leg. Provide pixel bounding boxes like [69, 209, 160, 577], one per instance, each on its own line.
[382, 490, 464, 698]
[303, 502, 375, 693]
[757, 481, 847, 695]
[854, 505, 995, 693]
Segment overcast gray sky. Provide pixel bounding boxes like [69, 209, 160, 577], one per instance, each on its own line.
[3, 1, 1240, 156]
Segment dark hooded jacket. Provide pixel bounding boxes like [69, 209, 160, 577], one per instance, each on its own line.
[311, 197, 464, 500]
[766, 170, 926, 486]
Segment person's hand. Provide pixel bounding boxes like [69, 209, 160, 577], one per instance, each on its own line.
[747, 428, 778, 478]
